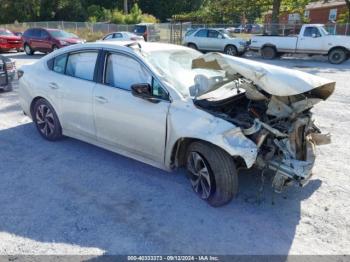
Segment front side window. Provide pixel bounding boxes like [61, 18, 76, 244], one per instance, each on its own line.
[66, 51, 98, 81]
[104, 34, 113, 40]
[208, 30, 220, 38]
[105, 54, 152, 90]
[303, 27, 321, 37]
[195, 29, 208, 38]
[40, 30, 49, 38]
[114, 33, 123, 38]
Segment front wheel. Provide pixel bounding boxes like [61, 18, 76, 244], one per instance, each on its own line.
[33, 98, 63, 141]
[224, 45, 238, 56]
[24, 44, 34, 55]
[186, 142, 238, 207]
[328, 48, 347, 64]
[188, 43, 197, 50]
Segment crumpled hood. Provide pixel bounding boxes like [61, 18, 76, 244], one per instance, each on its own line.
[192, 53, 335, 100]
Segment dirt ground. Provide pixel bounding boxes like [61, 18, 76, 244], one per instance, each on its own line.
[0, 52, 349, 255]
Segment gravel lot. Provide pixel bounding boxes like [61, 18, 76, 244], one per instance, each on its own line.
[0, 51, 349, 255]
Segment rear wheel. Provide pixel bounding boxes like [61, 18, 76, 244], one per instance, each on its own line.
[186, 142, 238, 207]
[224, 45, 238, 56]
[33, 98, 62, 141]
[188, 43, 198, 50]
[261, 46, 277, 59]
[328, 48, 347, 64]
[24, 44, 34, 55]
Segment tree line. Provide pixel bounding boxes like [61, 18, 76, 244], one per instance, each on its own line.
[0, 0, 349, 25]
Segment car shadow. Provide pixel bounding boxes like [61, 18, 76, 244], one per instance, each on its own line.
[1, 52, 45, 60]
[0, 121, 321, 255]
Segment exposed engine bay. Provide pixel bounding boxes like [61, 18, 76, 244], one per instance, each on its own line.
[191, 53, 334, 192]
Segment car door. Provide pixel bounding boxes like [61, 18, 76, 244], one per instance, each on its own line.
[207, 30, 224, 51]
[93, 51, 170, 163]
[29, 29, 42, 50]
[40, 29, 52, 51]
[49, 50, 99, 139]
[193, 29, 208, 50]
[297, 26, 325, 53]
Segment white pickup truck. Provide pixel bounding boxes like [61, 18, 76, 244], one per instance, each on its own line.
[250, 24, 350, 64]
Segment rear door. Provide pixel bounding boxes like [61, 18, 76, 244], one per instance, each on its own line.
[47, 50, 99, 139]
[93, 51, 170, 162]
[193, 29, 208, 50]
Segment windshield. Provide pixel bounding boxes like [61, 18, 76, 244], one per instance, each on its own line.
[143, 48, 223, 97]
[49, 30, 73, 38]
[0, 29, 15, 36]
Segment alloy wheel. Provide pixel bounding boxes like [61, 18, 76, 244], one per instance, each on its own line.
[187, 151, 212, 199]
[36, 104, 55, 137]
[226, 46, 237, 56]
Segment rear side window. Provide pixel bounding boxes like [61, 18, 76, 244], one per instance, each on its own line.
[53, 54, 67, 74]
[66, 52, 98, 81]
[195, 29, 208, 37]
[114, 33, 123, 38]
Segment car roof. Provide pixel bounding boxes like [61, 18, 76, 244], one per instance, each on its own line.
[92, 41, 190, 52]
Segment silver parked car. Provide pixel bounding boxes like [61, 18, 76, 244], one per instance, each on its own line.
[101, 31, 144, 42]
[183, 28, 248, 56]
[18, 41, 333, 206]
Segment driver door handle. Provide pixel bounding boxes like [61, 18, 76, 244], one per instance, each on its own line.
[49, 82, 59, 89]
[95, 96, 108, 104]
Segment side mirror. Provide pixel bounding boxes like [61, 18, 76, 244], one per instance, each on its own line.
[131, 83, 159, 103]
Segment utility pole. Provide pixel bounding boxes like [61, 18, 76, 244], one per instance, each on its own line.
[124, 0, 128, 14]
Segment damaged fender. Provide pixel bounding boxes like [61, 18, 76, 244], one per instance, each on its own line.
[165, 100, 258, 169]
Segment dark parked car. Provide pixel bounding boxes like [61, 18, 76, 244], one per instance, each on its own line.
[133, 23, 160, 42]
[0, 55, 16, 91]
[22, 28, 85, 55]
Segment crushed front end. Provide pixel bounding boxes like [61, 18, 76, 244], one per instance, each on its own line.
[191, 53, 335, 193]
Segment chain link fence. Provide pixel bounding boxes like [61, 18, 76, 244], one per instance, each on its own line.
[1, 21, 349, 43]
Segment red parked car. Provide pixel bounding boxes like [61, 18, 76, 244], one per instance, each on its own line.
[22, 28, 85, 55]
[0, 28, 23, 53]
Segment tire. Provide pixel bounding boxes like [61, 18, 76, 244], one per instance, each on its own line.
[224, 45, 238, 56]
[24, 44, 34, 55]
[33, 98, 63, 141]
[328, 48, 347, 64]
[186, 141, 238, 207]
[52, 45, 59, 52]
[188, 43, 197, 50]
[261, 46, 277, 59]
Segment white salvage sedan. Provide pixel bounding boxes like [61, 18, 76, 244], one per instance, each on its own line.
[18, 41, 334, 206]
